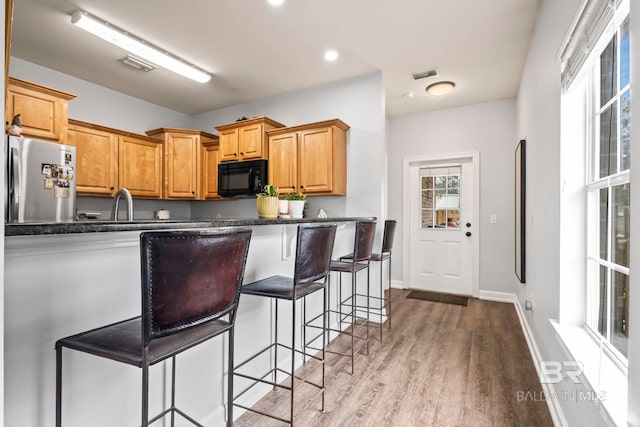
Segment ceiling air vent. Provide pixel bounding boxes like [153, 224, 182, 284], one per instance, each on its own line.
[120, 55, 156, 72]
[412, 68, 439, 80]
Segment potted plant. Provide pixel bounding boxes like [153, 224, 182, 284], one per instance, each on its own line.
[286, 192, 307, 219]
[256, 184, 279, 219]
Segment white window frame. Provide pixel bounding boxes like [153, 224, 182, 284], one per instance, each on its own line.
[584, 2, 630, 366]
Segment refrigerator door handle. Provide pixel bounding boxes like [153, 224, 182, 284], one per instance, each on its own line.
[9, 147, 20, 222]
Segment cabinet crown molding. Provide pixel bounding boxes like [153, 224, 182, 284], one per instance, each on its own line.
[266, 118, 350, 136]
[214, 116, 285, 132]
[69, 119, 162, 144]
[8, 76, 76, 101]
[145, 127, 218, 141]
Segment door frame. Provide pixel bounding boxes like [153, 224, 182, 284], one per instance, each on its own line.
[402, 151, 480, 297]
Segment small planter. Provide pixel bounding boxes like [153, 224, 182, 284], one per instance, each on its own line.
[288, 200, 306, 219]
[257, 195, 279, 219]
[278, 199, 289, 215]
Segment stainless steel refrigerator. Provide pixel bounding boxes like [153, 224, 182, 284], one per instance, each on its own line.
[5, 135, 76, 223]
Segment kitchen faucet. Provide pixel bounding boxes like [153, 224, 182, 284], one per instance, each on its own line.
[110, 188, 134, 222]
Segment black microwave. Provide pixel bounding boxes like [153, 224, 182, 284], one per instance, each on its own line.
[218, 159, 267, 197]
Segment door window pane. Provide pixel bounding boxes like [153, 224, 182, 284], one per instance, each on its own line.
[419, 169, 461, 229]
[598, 265, 608, 336]
[611, 271, 629, 357]
[599, 104, 618, 178]
[620, 18, 630, 89]
[600, 36, 617, 107]
[621, 90, 631, 171]
[599, 188, 609, 259]
[612, 183, 630, 267]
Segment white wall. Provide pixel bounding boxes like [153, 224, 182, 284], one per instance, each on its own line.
[387, 99, 517, 293]
[626, 2, 640, 425]
[9, 57, 192, 135]
[517, 0, 640, 424]
[190, 72, 387, 234]
[1, 0, 6, 423]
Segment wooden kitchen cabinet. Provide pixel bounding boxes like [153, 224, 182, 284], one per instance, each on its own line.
[268, 132, 298, 194]
[68, 120, 118, 196]
[146, 128, 218, 200]
[5, 77, 75, 143]
[215, 116, 285, 162]
[69, 120, 163, 198]
[200, 141, 222, 199]
[267, 119, 349, 196]
[119, 134, 163, 199]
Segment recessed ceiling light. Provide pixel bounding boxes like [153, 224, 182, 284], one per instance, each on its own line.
[268, 0, 285, 5]
[324, 50, 339, 62]
[426, 81, 455, 97]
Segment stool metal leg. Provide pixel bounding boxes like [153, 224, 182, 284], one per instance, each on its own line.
[142, 352, 149, 426]
[366, 266, 370, 355]
[379, 258, 384, 340]
[227, 327, 234, 427]
[290, 294, 296, 425]
[387, 257, 392, 331]
[351, 270, 355, 375]
[321, 286, 327, 412]
[56, 345, 62, 427]
[274, 299, 279, 389]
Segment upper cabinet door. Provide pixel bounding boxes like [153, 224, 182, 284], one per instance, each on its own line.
[239, 124, 264, 160]
[68, 123, 118, 196]
[119, 135, 163, 199]
[201, 143, 221, 199]
[219, 128, 239, 161]
[6, 78, 75, 143]
[268, 132, 298, 194]
[298, 127, 334, 194]
[165, 134, 199, 199]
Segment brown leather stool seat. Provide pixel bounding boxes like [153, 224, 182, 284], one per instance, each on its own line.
[55, 229, 252, 427]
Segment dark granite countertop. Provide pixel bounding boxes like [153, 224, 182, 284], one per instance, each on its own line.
[5, 217, 374, 236]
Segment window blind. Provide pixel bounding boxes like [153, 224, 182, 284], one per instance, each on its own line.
[558, 0, 618, 90]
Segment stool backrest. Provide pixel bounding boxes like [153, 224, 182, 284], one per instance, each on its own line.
[294, 224, 337, 286]
[140, 229, 252, 343]
[381, 220, 397, 253]
[352, 220, 377, 262]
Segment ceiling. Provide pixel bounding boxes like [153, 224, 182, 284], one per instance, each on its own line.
[9, 0, 541, 117]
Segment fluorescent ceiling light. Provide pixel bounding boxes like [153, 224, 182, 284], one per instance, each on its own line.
[426, 81, 455, 97]
[324, 50, 339, 62]
[71, 10, 211, 84]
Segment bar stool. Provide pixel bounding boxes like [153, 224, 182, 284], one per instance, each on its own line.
[340, 219, 397, 341]
[324, 220, 376, 375]
[55, 229, 252, 427]
[233, 224, 336, 426]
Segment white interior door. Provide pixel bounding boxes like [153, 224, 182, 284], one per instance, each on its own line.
[409, 157, 475, 295]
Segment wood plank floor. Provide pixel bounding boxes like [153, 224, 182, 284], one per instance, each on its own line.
[234, 290, 554, 426]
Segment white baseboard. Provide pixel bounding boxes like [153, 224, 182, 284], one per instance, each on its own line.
[479, 291, 567, 427]
[478, 290, 517, 303]
[390, 279, 406, 289]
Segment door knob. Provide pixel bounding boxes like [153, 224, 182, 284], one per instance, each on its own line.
[466, 232, 472, 237]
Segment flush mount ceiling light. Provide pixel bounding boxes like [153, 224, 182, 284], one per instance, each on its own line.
[426, 81, 455, 97]
[324, 50, 339, 62]
[71, 10, 211, 83]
